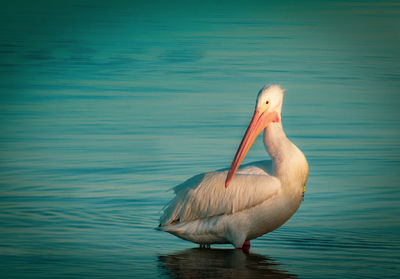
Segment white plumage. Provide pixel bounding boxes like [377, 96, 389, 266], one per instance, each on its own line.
[159, 85, 309, 248]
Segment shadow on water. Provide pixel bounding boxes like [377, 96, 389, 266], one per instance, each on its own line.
[158, 248, 298, 279]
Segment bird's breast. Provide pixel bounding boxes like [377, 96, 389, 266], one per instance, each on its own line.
[245, 189, 302, 240]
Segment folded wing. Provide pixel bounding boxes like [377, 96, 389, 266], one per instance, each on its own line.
[159, 168, 280, 227]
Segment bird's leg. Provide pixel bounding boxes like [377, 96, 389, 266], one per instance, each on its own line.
[238, 241, 250, 253]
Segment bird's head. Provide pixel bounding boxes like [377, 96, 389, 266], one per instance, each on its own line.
[225, 85, 285, 187]
[256, 84, 285, 119]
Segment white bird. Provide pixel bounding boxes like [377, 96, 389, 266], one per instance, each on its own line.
[159, 85, 309, 250]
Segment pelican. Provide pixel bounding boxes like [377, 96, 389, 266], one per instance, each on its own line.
[158, 85, 309, 249]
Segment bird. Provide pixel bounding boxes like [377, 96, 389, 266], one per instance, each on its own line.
[158, 85, 309, 250]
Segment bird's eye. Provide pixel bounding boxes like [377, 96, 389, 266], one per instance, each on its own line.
[266, 100, 269, 105]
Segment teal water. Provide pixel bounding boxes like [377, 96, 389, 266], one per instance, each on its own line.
[1, 1, 400, 278]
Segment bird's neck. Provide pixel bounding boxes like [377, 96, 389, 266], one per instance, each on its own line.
[263, 122, 308, 187]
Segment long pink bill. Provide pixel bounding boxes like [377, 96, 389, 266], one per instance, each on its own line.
[225, 109, 278, 188]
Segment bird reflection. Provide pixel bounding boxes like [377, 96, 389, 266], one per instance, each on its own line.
[158, 248, 298, 279]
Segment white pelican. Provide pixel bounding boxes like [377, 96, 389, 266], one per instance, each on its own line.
[159, 85, 309, 249]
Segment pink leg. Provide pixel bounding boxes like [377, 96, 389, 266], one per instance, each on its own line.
[237, 241, 250, 253]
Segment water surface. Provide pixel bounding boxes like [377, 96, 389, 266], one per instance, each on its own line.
[0, 1, 399, 278]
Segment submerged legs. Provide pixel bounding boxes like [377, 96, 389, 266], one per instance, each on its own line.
[198, 241, 250, 252]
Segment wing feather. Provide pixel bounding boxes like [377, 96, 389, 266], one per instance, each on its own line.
[160, 165, 280, 226]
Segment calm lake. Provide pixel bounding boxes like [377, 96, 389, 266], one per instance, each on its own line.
[0, 1, 399, 278]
